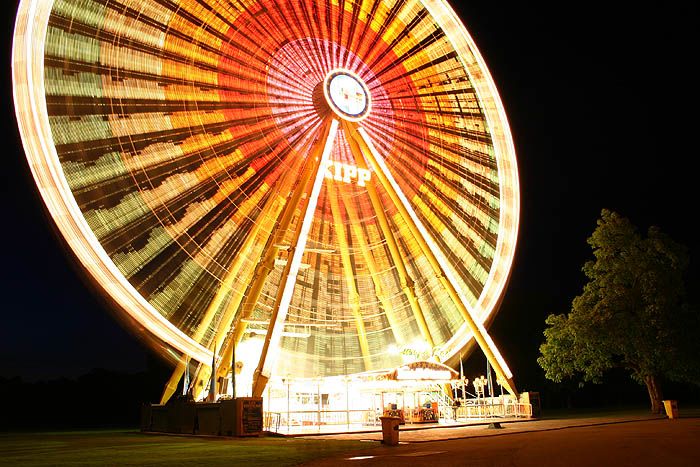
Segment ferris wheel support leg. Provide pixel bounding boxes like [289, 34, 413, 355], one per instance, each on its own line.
[340, 195, 405, 347]
[328, 182, 373, 371]
[342, 121, 435, 350]
[251, 119, 340, 398]
[160, 152, 310, 404]
[205, 147, 316, 393]
[160, 366, 183, 404]
[159, 225, 264, 404]
[190, 122, 332, 400]
[346, 123, 518, 397]
[187, 130, 328, 401]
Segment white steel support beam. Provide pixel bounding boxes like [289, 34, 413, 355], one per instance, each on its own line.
[347, 124, 518, 397]
[172, 150, 309, 403]
[199, 130, 327, 398]
[251, 119, 339, 397]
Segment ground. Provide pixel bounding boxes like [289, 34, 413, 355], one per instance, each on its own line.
[0, 431, 368, 466]
[302, 417, 700, 466]
[1, 410, 698, 466]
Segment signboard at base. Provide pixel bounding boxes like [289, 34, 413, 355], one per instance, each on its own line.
[235, 397, 263, 436]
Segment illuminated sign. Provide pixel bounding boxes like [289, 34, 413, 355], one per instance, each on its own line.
[393, 361, 458, 381]
[324, 160, 371, 186]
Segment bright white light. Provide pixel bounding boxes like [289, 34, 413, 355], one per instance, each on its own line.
[233, 335, 265, 397]
[328, 74, 367, 116]
[411, 339, 431, 354]
[324, 69, 371, 121]
[395, 368, 452, 380]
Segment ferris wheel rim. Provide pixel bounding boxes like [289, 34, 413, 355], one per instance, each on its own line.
[12, 0, 520, 373]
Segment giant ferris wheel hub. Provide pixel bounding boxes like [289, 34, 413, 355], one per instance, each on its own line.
[12, 0, 521, 398]
[324, 69, 371, 121]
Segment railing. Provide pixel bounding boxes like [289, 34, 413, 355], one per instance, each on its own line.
[510, 402, 533, 418]
[263, 401, 533, 432]
[264, 411, 282, 432]
[454, 400, 532, 419]
[264, 409, 378, 432]
[428, 385, 454, 417]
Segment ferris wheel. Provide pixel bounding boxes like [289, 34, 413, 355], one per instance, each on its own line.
[13, 0, 520, 401]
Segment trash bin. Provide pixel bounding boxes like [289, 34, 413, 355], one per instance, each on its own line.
[379, 416, 401, 445]
[663, 400, 679, 419]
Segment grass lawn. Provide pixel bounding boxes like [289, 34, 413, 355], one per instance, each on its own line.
[0, 430, 373, 466]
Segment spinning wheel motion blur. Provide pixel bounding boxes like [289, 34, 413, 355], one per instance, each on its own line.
[13, 0, 520, 400]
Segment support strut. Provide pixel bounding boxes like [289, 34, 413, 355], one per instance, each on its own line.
[160, 147, 308, 403]
[345, 123, 518, 397]
[342, 121, 436, 350]
[251, 119, 340, 397]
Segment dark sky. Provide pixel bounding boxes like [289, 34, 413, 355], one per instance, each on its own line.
[1, 1, 697, 385]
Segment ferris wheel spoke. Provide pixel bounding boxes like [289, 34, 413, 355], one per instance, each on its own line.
[327, 180, 373, 370]
[339, 190, 404, 346]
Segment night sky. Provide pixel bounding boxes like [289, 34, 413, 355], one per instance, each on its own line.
[1, 0, 697, 391]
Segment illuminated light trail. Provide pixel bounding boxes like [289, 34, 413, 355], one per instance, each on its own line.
[13, 0, 520, 399]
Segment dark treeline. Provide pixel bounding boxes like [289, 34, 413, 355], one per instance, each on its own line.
[0, 362, 171, 431]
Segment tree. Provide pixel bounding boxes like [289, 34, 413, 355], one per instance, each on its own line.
[538, 210, 699, 413]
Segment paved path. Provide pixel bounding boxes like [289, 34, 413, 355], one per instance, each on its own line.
[300, 416, 700, 466]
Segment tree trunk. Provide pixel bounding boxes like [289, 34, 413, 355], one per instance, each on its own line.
[643, 375, 663, 414]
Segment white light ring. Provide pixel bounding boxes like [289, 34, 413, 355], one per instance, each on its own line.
[323, 68, 372, 122]
[12, 0, 211, 364]
[12, 0, 519, 371]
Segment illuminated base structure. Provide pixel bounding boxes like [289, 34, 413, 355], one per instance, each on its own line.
[142, 360, 535, 436]
[259, 361, 536, 434]
[13, 0, 525, 433]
